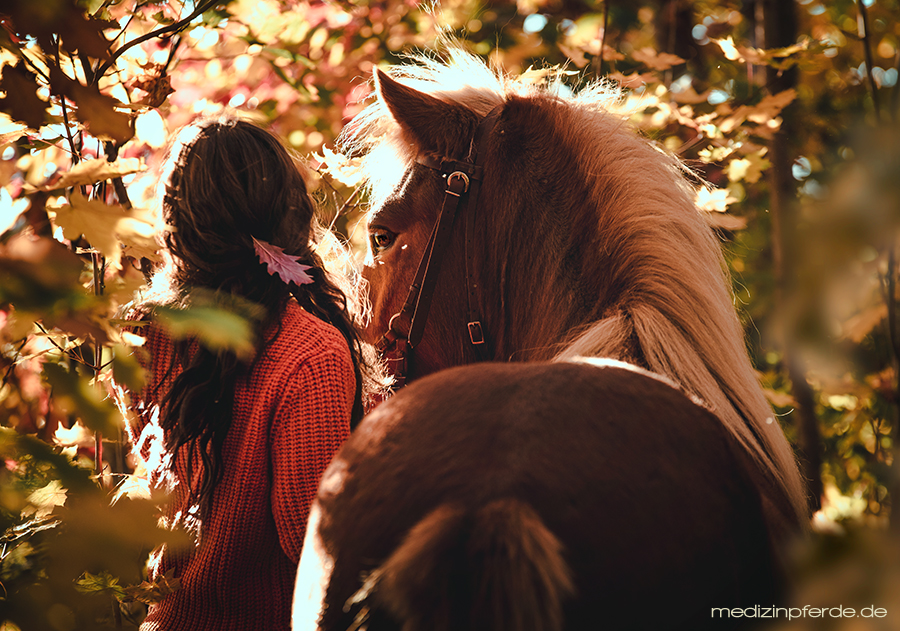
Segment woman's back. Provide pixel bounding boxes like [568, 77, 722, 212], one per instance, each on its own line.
[131, 302, 354, 631]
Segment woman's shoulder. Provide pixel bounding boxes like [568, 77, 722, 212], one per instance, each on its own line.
[266, 301, 352, 371]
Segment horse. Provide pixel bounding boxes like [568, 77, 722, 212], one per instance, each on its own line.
[293, 360, 786, 631]
[292, 50, 807, 630]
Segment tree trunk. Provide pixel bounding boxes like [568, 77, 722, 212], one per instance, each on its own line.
[760, 0, 822, 513]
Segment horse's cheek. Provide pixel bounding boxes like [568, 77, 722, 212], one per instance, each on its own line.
[362, 237, 422, 341]
[361, 253, 401, 341]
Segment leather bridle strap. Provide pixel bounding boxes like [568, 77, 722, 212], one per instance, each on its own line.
[375, 104, 503, 383]
[406, 161, 477, 348]
[463, 106, 502, 361]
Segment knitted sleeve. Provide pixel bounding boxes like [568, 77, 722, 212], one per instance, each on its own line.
[270, 347, 353, 563]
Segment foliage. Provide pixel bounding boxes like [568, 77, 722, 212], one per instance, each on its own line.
[0, 0, 898, 628]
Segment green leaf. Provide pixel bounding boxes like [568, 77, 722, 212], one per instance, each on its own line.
[151, 10, 175, 25]
[74, 570, 127, 600]
[156, 306, 255, 360]
[0, 427, 95, 494]
[43, 362, 120, 435]
[155, 290, 265, 361]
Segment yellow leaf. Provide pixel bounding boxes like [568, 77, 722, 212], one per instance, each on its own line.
[112, 474, 153, 504]
[715, 38, 810, 66]
[746, 89, 797, 124]
[608, 71, 658, 89]
[48, 193, 158, 270]
[53, 420, 94, 449]
[726, 152, 770, 184]
[716, 37, 741, 61]
[695, 187, 737, 212]
[37, 157, 144, 192]
[632, 47, 685, 71]
[698, 145, 737, 163]
[24, 480, 68, 518]
[49, 193, 122, 268]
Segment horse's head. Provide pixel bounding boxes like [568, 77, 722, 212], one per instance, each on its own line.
[346, 54, 655, 381]
[345, 60, 503, 380]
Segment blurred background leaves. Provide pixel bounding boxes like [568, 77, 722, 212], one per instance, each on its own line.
[0, 0, 898, 628]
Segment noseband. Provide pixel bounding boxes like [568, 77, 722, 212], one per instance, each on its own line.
[375, 105, 503, 387]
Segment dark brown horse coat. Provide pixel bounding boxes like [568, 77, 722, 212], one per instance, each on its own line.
[293, 360, 781, 631]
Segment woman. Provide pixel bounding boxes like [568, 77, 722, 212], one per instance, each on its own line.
[117, 117, 374, 631]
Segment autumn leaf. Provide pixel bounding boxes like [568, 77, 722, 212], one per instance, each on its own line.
[123, 569, 181, 605]
[253, 237, 313, 285]
[23, 480, 68, 518]
[53, 420, 94, 450]
[156, 306, 255, 360]
[0, 114, 29, 146]
[841, 304, 888, 343]
[725, 152, 771, 184]
[632, 47, 685, 71]
[714, 37, 812, 68]
[698, 144, 738, 164]
[49, 68, 133, 143]
[112, 474, 153, 504]
[763, 388, 797, 409]
[695, 187, 737, 213]
[0, 234, 84, 306]
[718, 90, 795, 133]
[608, 71, 658, 89]
[746, 90, 797, 124]
[48, 192, 158, 270]
[0, 62, 48, 129]
[37, 157, 144, 192]
[110, 343, 147, 392]
[7, 0, 113, 60]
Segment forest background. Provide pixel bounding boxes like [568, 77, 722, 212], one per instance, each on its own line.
[0, 0, 898, 629]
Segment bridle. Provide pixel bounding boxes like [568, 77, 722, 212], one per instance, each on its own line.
[374, 104, 504, 387]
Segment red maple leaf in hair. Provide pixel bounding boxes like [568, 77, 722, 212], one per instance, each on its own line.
[252, 237, 313, 285]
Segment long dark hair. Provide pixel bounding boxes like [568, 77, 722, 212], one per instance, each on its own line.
[145, 116, 373, 521]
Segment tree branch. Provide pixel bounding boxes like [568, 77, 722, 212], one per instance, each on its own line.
[92, 0, 219, 84]
[34, 323, 100, 371]
[1, 339, 28, 388]
[596, 0, 611, 79]
[857, 0, 881, 123]
[103, 142, 132, 209]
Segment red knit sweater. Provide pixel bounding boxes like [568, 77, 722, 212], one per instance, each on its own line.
[124, 301, 353, 631]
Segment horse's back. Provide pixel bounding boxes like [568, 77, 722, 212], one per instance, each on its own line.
[310, 360, 783, 630]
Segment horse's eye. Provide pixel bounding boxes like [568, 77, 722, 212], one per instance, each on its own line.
[370, 229, 396, 252]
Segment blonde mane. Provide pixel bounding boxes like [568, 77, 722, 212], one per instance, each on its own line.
[343, 50, 806, 523]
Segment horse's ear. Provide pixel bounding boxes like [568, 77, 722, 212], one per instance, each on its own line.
[375, 68, 477, 156]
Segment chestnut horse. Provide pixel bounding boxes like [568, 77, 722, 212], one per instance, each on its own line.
[293, 51, 806, 630]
